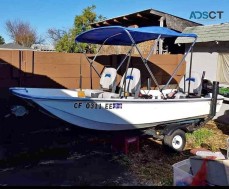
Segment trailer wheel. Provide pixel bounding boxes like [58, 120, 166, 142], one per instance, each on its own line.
[163, 129, 186, 152]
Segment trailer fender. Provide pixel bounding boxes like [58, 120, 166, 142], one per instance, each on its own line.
[163, 124, 189, 136]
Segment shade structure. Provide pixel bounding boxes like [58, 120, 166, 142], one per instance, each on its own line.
[75, 26, 197, 46]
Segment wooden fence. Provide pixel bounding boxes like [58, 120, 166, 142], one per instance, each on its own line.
[0, 50, 185, 98]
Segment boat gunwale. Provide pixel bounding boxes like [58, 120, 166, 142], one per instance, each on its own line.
[11, 90, 224, 103]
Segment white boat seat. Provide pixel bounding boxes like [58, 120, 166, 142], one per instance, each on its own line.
[84, 67, 117, 97]
[100, 67, 117, 90]
[178, 71, 202, 95]
[98, 67, 141, 99]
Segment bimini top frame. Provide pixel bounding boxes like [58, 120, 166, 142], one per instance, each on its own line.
[75, 26, 197, 96]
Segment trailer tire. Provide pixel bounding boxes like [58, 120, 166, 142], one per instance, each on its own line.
[163, 129, 186, 152]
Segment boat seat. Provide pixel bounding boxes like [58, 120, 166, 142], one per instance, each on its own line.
[98, 67, 141, 99]
[84, 67, 117, 97]
[178, 71, 203, 95]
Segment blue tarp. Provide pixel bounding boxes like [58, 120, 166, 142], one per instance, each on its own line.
[75, 26, 197, 46]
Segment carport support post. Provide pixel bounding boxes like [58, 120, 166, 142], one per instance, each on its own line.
[159, 17, 165, 54]
[210, 81, 219, 117]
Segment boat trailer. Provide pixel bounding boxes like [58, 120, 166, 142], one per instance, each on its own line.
[141, 81, 219, 152]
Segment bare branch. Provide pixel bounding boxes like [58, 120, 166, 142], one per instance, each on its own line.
[47, 28, 66, 43]
[5, 19, 38, 47]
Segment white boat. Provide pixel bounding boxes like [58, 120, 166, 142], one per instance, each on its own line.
[10, 26, 224, 151]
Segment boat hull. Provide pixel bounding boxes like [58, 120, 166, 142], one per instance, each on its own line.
[10, 88, 224, 131]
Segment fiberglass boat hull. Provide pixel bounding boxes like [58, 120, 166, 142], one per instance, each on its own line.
[10, 88, 224, 131]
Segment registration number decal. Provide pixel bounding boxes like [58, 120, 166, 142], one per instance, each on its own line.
[73, 102, 122, 109]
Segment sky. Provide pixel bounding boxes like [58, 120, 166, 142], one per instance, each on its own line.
[0, 0, 228, 44]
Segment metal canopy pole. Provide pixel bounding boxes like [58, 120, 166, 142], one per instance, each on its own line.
[116, 47, 134, 71]
[121, 46, 133, 98]
[84, 55, 101, 77]
[79, 54, 82, 90]
[90, 59, 93, 89]
[81, 43, 103, 78]
[124, 29, 164, 94]
[146, 35, 161, 61]
[80, 33, 123, 78]
[187, 47, 194, 96]
[162, 37, 197, 90]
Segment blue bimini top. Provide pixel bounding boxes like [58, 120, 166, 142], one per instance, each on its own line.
[75, 26, 197, 46]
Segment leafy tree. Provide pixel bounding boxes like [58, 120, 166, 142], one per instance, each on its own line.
[0, 35, 5, 44]
[55, 5, 106, 53]
[5, 19, 42, 47]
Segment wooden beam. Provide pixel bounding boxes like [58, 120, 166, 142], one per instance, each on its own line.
[102, 21, 110, 25]
[123, 16, 129, 20]
[136, 13, 151, 21]
[137, 13, 143, 18]
[94, 23, 101, 27]
[149, 9, 165, 17]
[113, 19, 121, 24]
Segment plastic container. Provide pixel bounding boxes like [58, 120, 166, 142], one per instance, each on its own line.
[172, 159, 193, 186]
[190, 156, 229, 186]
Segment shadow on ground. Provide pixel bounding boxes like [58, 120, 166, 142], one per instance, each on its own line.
[0, 97, 191, 186]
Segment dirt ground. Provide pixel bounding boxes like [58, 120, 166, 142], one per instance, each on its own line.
[0, 97, 228, 186]
[0, 98, 140, 186]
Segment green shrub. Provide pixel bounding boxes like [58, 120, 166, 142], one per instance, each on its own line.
[219, 87, 229, 96]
